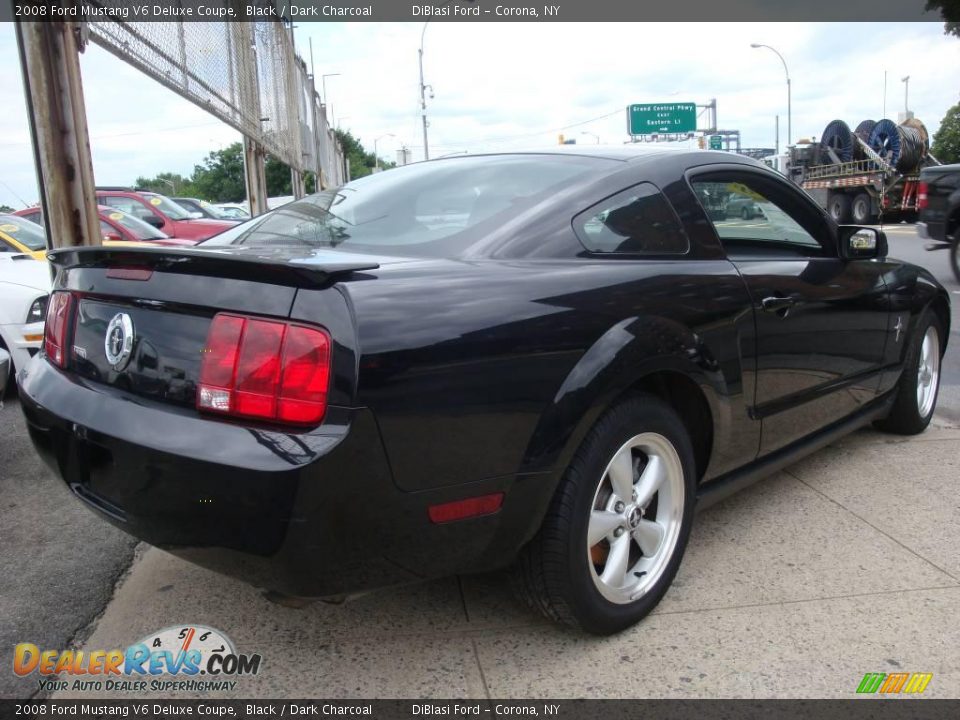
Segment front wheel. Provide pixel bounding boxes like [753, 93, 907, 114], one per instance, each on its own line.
[950, 241, 959, 284]
[514, 395, 696, 635]
[875, 311, 943, 435]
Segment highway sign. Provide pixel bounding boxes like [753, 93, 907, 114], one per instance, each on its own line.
[627, 103, 697, 135]
[709, 135, 723, 150]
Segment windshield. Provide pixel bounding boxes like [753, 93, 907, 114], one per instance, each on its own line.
[203, 154, 614, 257]
[103, 209, 169, 240]
[142, 193, 193, 220]
[0, 215, 47, 250]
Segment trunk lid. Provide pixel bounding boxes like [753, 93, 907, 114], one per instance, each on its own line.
[49, 245, 380, 412]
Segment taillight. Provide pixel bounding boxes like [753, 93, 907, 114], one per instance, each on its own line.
[917, 181, 929, 210]
[43, 291, 73, 368]
[198, 313, 331, 426]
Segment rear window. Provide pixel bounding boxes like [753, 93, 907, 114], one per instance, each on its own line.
[203, 154, 615, 257]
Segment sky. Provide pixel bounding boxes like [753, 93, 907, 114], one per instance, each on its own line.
[1, 21, 958, 209]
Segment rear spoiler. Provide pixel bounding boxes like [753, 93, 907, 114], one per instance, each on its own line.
[47, 245, 379, 288]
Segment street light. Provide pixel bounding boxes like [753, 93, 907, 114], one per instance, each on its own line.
[581, 132, 600, 144]
[901, 75, 910, 113]
[321, 73, 340, 122]
[419, 0, 475, 161]
[751, 43, 791, 154]
[374, 133, 395, 170]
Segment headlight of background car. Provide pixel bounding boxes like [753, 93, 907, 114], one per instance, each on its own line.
[26, 295, 48, 324]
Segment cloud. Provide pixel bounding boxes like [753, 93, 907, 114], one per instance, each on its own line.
[0, 20, 957, 207]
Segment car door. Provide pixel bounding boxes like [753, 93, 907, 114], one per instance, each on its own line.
[690, 168, 890, 456]
[101, 195, 167, 231]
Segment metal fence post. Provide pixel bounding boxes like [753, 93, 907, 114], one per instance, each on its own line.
[15, 17, 100, 251]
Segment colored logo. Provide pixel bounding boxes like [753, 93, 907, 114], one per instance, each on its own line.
[13, 624, 262, 694]
[856, 672, 932, 695]
[103, 312, 135, 370]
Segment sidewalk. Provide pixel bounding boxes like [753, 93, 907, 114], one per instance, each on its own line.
[42, 420, 960, 700]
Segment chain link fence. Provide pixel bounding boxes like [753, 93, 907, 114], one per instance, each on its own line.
[85, 8, 344, 186]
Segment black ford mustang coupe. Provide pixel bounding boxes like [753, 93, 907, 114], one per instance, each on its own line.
[20, 149, 949, 634]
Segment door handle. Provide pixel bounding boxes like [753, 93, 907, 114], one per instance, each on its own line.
[761, 296, 796, 314]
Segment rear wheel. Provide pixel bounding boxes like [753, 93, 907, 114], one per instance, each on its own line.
[741, 206, 751, 220]
[851, 193, 874, 224]
[875, 311, 943, 435]
[515, 395, 696, 635]
[827, 193, 852, 224]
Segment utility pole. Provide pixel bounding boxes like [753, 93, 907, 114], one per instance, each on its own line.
[15, 18, 100, 252]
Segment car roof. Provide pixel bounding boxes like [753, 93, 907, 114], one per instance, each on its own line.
[427, 145, 761, 167]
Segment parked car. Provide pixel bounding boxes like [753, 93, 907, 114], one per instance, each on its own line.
[16, 206, 196, 248]
[214, 203, 251, 220]
[0, 347, 10, 400]
[172, 197, 237, 221]
[0, 253, 49, 387]
[0, 215, 47, 260]
[725, 196, 764, 220]
[21, 149, 949, 635]
[917, 162, 960, 282]
[95, 188, 235, 241]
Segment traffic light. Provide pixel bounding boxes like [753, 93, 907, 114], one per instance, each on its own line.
[558, 134, 565, 145]
[697, 136, 706, 149]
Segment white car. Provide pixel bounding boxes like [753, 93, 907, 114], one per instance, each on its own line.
[0, 254, 50, 386]
[214, 203, 251, 220]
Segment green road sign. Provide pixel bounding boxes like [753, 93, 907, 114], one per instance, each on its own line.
[709, 135, 723, 150]
[627, 103, 697, 135]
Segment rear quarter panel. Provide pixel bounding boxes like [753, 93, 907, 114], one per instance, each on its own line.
[345, 257, 757, 494]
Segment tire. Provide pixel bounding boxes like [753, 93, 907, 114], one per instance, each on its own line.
[851, 193, 874, 224]
[827, 193, 852, 224]
[514, 394, 696, 635]
[874, 310, 943, 435]
[741, 206, 751, 220]
[950, 241, 959, 284]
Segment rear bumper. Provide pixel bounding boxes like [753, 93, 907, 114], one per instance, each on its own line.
[18, 357, 549, 597]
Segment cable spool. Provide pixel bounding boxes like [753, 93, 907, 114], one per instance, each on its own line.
[820, 120, 854, 162]
[853, 120, 876, 158]
[900, 117, 929, 150]
[869, 118, 927, 172]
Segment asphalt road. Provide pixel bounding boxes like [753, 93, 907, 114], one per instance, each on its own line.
[0, 391, 137, 699]
[0, 224, 956, 699]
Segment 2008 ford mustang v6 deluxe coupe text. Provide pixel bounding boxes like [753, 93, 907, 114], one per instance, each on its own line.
[21, 149, 949, 634]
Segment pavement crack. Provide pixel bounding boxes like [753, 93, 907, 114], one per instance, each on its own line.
[785, 469, 960, 583]
[470, 638, 492, 700]
[31, 541, 143, 700]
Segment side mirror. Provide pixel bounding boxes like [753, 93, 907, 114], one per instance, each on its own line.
[189, 212, 204, 219]
[839, 226, 887, 260]
[143, 215, 165, 229]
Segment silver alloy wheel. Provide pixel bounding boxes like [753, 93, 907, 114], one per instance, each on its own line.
[917, 326, 940, 419]
[586, 432, 684, 605]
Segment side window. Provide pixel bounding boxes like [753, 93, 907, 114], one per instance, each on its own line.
[691, 175, 827, 257]
[574, 183, 688, 255]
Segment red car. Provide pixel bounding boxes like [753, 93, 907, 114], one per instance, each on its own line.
[15, 206, 197, 248]
[95, 188, 236, 241]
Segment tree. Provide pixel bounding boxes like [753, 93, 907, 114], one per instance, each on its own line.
[190, 143, 246, 202]
[0, 204, 14, 214]
[334, 130, 395, 180]
[134, 172, 195, 197]
[931, 102, 960, 164]
[925, 1, 960, 37]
